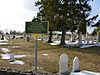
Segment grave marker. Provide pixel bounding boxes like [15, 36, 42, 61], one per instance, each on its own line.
[59, 54, 68, 75]
[10, 54, 15, 62]
[73, 57, 80, 72]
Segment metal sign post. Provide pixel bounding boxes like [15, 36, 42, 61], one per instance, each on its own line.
[25, 18, 49, 74]
[34, 35, 38, 73]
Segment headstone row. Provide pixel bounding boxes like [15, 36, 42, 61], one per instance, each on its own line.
[59, 54, 80, 75]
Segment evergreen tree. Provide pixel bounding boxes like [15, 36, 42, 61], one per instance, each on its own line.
[35, 0, 98, 46]
[54, 0, 79, 45]
[35, 0, 58, 43]
[74, 0, 98, 44]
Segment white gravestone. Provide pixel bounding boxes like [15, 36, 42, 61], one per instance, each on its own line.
[59, 54, 68, 74]
[73, 57, 80, 72]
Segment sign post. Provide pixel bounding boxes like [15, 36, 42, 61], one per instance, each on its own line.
[34, 34, 38, 72]
[25, 18, 49, 74]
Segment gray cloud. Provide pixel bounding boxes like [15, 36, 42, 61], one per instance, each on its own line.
[23, 0, 38, 11]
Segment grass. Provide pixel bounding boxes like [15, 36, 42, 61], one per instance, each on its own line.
[0, 39, 100, 73]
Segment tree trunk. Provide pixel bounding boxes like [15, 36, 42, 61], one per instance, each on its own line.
[48, 30, 53, 43]
[60, 29, 66, 46]
[84, 34, 87, 43]
[96, 31, 99, 43]
[85, 32, 89, 44]
[78, 32, 82, 45]
[71, 32, 75, 42]
[92, 36, 94, 44]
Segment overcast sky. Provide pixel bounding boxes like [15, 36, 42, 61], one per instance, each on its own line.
[0, 0, 38, 32]
[0, 0, 100, 33]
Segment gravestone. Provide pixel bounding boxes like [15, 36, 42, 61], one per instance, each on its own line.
[1, 35, 4, 40]
[13, 35, 15, 39]
[73, 57, 80, 72]
[26, 36, 30, 42]
[10, 54, 15, 62]
[59, 54, 68, 75]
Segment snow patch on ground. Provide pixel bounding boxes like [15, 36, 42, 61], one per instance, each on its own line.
[50, 40, 100, 48]
[0, 39, 8, 42]
[0, 54, 26, 59]
[33, 67, 43, 70]
[1, 48, 10, 53]
[0, 39, 8, 45]
[14, 55, 26, 58]
[0, 53, 10, 59]
[95, 43, 100, 46]
[80, 43, 100, 48]
[50, 40, 78, 46]
[42, 54, 48, 56]
[50, 40, 60, 45]
[50, 43, 59, 45]
[37, 39, 42, 41]
[12, 46, 21, 48]
[0, 43, 8, 45]
[80, 45, 95, 48]
[70, 70, 100, 75]
[10, 60, 25, 65]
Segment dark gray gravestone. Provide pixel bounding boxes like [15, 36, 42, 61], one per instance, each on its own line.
[1, 35, 4, 40]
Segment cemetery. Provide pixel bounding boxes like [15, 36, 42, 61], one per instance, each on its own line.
[0, 0, 100, 75]
[0, 17, 99, 75]
[0, 34, 99, 75]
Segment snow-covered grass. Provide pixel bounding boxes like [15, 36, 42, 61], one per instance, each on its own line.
[14, 55, 26, 58]
[42, 54, 48, 56]
[10, 60, 25, 65]
[0, 39, 8, 45]
[0, 53, 10, 59]
[0, 54, 26, 59]
[1, 48, 10, 53]
[0, 42, 8, 45]
[0, 39, 8, 43]
[80, 45, 95, 48]
[0, 39, 99, 73]
[70, 70, 100, 75]
[50, 40, 100, 48]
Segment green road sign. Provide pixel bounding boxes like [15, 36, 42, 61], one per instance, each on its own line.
[25, 18, 49, 34]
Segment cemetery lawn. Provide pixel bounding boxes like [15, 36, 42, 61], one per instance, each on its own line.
[0, 39, 100, 73]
